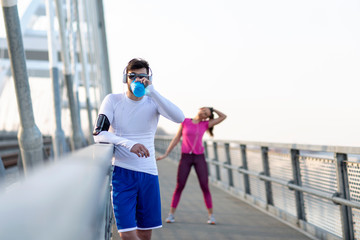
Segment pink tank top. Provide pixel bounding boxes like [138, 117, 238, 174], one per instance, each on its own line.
[181, 118, 209, 154]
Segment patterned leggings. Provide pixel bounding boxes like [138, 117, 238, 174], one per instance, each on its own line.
[170, 153, 213, 209]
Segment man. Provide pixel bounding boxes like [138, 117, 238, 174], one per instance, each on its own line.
[93, 58, 185, 240]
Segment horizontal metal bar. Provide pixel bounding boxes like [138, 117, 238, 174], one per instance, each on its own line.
[332, 196, 360, 209]
[287, 184, 334, 199]
[238, 167, 261, 178]
[207, 159, 360, 209]
[223, 162, 236, 170]
[207, 159, 221, 166]
[259, 174, 288, 186]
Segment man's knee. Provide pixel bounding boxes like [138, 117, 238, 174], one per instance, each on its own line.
[119, 229, 152, 240]
[120, 230, 139, 240]
[137, 229, 152, 240]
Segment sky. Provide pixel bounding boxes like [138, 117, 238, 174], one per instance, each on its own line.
[104, 0, 360, 146]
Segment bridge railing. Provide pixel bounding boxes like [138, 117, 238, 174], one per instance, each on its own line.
[155, 136, 360, 240]
[0, 143, 114, 240]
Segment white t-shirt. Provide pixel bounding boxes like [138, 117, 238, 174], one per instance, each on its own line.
[93, 85, 184, 175]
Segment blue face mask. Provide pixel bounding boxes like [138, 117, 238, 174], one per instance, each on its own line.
[130, 80, 145, 97]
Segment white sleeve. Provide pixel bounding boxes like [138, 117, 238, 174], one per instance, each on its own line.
[145, 85, 185, 123]
[94, 131, 137, 150]
[93, 94, 137, 150]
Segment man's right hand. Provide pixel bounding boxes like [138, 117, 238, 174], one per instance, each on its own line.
[130, 143, 150, 158]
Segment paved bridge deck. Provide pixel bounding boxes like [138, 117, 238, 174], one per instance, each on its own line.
[112, 158, 313, 240]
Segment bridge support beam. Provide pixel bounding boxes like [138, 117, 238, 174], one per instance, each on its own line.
[54, 0, 86, 150]
[74, 0, 94, 142]
[95, 0, 112, 96]
[45, 0, 67, 157]
[1, 0, 44, 173]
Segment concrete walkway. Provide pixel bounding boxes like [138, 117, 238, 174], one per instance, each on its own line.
[112, 158, 313, 240]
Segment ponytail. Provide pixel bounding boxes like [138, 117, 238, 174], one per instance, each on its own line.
[207, 107, 214, 137]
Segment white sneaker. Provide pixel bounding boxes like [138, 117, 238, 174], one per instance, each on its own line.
[207, 215, 216, 225]
[166, 213, 175, 223]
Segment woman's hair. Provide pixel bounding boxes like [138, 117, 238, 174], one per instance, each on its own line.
[207, 107, 214, 137]
[126, 58, 150, 74]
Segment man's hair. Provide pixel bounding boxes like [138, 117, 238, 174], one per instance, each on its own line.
[126, 58, 150, 74]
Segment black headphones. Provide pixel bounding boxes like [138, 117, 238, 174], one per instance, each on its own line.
[122, 66, 153, 83]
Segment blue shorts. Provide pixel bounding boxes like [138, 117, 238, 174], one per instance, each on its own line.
[112, 166, 162, 232]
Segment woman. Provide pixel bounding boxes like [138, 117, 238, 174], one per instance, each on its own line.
[157, 107, 226, 225]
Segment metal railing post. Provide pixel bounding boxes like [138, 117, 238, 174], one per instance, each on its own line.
[335, 153, 353, 240]
[204, 141, 210, 176]
[240, 144, 250, 194]
[2, 0, 44, 173]
[261, 146, 273, 205]
[213, 142, 221, 181]
[225, 143, 234, 187]
[290, 149, 306, 221]
[0, 157, 5, 180]
[104, 166, 114, 240]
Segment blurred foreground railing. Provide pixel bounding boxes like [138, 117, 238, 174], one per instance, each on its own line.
[155, 136, 360, 240]
[0, 143, 114, 240]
